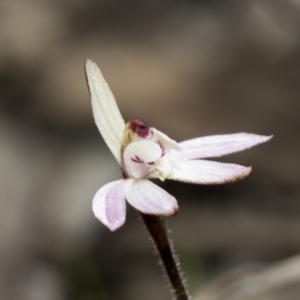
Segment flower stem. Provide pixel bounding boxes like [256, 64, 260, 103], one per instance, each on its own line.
[140, 213, 191, 300]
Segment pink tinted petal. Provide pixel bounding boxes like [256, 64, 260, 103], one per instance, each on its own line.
[125, 179, 178, 216]
[92, 180, 126, 231]
[171, 133, 272, 161]
[170, 160, 252, 184]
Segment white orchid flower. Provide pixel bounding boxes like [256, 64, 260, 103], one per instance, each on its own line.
[85, 59, 272, 231]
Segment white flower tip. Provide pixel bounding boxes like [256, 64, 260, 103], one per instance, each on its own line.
[162, 203, 178, 216]
[244, 133, 273, 149]
[84, 58, 94, 74]
[233, 165, 252, 182]
[106, 220, 124, 232]
[84, 59, 96, 94]
[141, 203, 178, 217]
[211, 165, 253, 184]
[92, 206, 125, 231]
[84, 58, 94, 68]
[84, 59, 99, 85]
[93, 211, 123, 231]
[259, 134, 273, 143]
[224, 166, 253, 184]
[93, 207, 125, 232]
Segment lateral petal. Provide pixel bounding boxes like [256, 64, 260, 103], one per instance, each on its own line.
[151, 128, 181, 151]
[85, 59, 125, 164]
[170, 160, 252, 184]
[171, 133, 272, 161]
[125, 179, 178, 216]
[92, 180, 126, 231]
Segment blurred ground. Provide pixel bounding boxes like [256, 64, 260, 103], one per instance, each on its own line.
[1, 0, 300, 299]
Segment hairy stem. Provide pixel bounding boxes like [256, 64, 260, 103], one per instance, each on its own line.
[140, 213, 191, 300]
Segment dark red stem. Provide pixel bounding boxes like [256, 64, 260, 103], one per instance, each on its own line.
[140, 213, 191, 300]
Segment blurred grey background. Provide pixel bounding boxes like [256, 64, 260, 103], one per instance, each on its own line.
[1, 0, 300, 299]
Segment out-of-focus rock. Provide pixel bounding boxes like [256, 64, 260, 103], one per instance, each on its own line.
[194, 255, 300, 300]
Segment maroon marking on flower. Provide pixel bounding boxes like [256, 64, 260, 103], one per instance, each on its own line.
[131, 156, 144, 164]
[147, 161, 155, 166]
[157, 140, 166, 157]
[129, 120, 151, 139]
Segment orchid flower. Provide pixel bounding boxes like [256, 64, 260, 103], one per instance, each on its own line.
[85, 59, 272, 231]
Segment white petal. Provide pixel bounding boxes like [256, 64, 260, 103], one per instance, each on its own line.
[123, 140, 162, 179]
[85, 59, 125, 164]
[170, 133, 272, 161]
[125, 179, 178, 216]
[151, 128, 181, 151]
[170, 160, 252, 184]
[92, 180, 126, 231]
